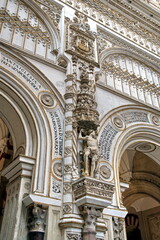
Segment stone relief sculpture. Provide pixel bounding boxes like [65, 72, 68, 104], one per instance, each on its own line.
[78, 129, 99, 177]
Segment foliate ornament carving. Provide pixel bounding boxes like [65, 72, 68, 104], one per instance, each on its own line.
[79, 206, 101, 233]
[74, 70, 99, 131]
[72, 177, 114, 203]
[112, 115, 125, 130]
[52, 180, 61, 193]
[63, 203, 72, 214]
[33, 0, 62, 28]
[112, 217, 125, 240]
[151, 115, 160, 126]
[27, 204, 46, 233]
[39, 92, 56, 108]
[67, 232, 82, 240]
[51, 159, 62, 180]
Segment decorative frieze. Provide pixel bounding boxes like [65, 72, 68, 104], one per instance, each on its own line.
[72, 177, 114, 205]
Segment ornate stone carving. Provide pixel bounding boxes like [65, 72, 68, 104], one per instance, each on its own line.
[74, 69, 99, 131]
[64, 165, 72, 173]
[67, 232, 82, 240]
[80, 206, 101, 239]
[112, 217, 125, 240]
[52, 159, 62, 180]
[112, 116, 125, 130]
[72, 177, 114, 204]
[135, 143, 156, 153]
[33, 0, 62, 28]
[49, 111, 63, 156]
[151, 115, 160, 126]
[100, 165, 111, 180]
[63, 182, 72, 193]
[63, 203, 72, 214]
[52, 180, 61, 193]
[65, 12, 97, 65]
[40, 92, 55, 107]
[27, 204, 47, 233]
[78, 129, 99, 177]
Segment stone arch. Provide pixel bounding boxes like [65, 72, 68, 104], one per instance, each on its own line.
[1, 46, 65, 195]
[98, 105, 160, 207]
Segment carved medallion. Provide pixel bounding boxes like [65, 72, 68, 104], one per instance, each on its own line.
[151, 115, 160, 126]
[135, 143, 156, 153]
[112, 115, 125, 130]
[51, 159, 62, 180]
[39, 92, 56, 108]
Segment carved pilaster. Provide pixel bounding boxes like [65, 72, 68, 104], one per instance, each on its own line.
[27, 204, 47, 240]
[80, 206, 101, 240]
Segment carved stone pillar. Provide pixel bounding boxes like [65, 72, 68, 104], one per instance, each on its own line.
[80, 206, 101, 240]
[72, 177, 114, 240]
[27, 204, 46, 240]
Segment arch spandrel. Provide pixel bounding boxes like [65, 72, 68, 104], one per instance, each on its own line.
[0, 47, 65, 197]
[98, 105, 160, 207]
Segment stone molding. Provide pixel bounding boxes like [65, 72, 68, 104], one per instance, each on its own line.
[72, 177, 114, 208]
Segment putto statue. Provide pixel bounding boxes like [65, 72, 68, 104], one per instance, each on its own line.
[78, 129, 99, 177]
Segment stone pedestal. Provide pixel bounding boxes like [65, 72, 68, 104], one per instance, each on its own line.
[72, 177, 114, 240]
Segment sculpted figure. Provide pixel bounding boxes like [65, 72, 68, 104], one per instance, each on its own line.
[78, 129, 99, 177]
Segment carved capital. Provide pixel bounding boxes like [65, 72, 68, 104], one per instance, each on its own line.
[27, 204, 47, 233]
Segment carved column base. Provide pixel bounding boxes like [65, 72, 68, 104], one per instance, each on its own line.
[28, 232, 44, 240]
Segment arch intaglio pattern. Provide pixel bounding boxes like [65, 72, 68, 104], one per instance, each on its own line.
[0, 0, 160, 240]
